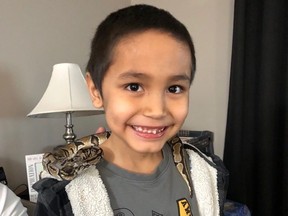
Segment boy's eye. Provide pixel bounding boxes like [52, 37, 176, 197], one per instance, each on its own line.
[126, 83, 142, 92]
[168, 85, 182, 94]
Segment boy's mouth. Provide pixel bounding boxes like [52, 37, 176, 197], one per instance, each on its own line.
[132, 126, 166, 135]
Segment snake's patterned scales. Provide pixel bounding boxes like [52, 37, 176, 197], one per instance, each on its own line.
[42, 131, 193, 197]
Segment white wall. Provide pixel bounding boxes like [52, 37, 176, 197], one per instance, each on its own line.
[0, 0, 234, 189]
[132, 0, 234, 158]
[0, 0, 130, 189]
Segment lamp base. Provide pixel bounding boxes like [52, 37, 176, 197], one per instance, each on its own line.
[63, 112, 76, 144]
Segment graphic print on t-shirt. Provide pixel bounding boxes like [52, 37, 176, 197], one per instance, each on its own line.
[114, 208, 164, 216]
[114, 199, 191, 216]
[114, 208, 134, 215]
[177, 198, 192, 216]
[152, 210, 163, 216]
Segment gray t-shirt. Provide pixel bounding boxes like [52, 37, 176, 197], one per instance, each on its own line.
[97, 144, 199, 216]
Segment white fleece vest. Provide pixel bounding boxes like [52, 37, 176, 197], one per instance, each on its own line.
[65, 149, 220, 216]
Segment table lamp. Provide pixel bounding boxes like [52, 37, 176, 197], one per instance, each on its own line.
[27, 63, 104, 143]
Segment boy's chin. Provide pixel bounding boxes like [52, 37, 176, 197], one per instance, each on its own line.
[128, 139, 167, 154]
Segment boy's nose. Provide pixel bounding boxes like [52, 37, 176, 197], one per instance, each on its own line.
[142, 93, 167, 118]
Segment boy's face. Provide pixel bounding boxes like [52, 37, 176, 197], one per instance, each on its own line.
[87, 30, 191, 156]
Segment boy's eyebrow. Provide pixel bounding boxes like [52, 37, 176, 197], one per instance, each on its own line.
[118, 71, 148, 80]
[168, 74, 191, 82]
[118, 71, 191, 82]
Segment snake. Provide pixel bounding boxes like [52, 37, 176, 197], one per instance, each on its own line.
[42, 131, 193, 197]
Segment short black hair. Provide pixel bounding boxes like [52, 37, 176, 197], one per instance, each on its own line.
[86, 4, 196, 94]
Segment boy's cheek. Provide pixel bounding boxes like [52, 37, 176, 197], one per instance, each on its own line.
[171, 98, 189, 116]
[102, 100, 130, 119]
[178, 107, 189, 123]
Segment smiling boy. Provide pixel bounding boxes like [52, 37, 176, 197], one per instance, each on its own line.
[86, 29, 191, 174]
[34, 4, 227, 216]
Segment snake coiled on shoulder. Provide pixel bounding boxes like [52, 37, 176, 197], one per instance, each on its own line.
[42, 132, 110, 181]
[41, 131, 193, 197]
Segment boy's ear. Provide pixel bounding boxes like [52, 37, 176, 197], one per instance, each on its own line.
[85, 73, 103, 108]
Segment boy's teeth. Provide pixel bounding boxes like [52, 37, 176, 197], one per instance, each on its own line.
[133, 126, 164, 134]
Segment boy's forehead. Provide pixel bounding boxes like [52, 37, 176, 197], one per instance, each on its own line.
[114, 30, 189, 54]
[112, 31, 191, 62]
[117, 29, 165, 41]
[104, 30, 192, 83]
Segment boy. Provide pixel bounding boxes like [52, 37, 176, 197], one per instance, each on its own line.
[34, 4, 227, 216]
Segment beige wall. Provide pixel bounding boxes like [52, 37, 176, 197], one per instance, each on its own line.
[132, 0, 234, 158]
[0, 0, 130, 188]
[0, 0, 234, 189]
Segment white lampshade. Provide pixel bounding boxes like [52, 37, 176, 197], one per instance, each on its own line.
[27, 63, 103, 118]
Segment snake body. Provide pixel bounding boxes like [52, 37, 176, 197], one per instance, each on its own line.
[42, 132, 110, 180]
[42, 132, 193, 196]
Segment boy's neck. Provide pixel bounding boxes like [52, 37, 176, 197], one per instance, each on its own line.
[101, 141, 163, 174]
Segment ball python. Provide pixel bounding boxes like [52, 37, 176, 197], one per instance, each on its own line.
[42, 131, 193, 197]
[42, 132, 110, 181]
